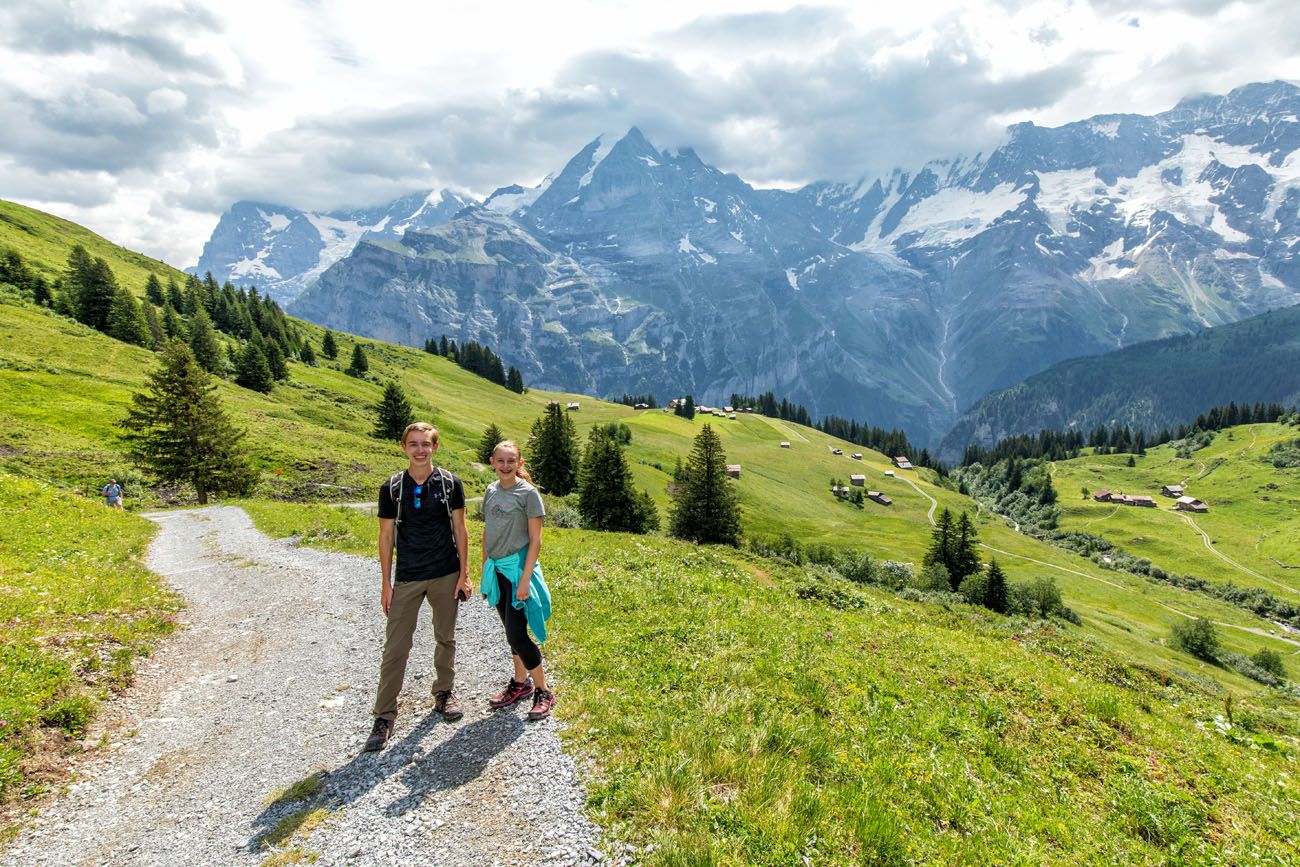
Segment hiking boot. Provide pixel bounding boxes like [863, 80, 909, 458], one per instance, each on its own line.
[527, 687, 556, 721]
[488, 677, 534, 709]
[364, 717, 392, 752]
[434, 690, 464, 721]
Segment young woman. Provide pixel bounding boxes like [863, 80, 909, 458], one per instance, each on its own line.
[480, 440, 555, 721]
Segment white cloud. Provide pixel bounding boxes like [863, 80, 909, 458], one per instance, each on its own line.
[0, 0, 1298, 268]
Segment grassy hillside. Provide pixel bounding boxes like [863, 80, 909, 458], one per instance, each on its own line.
[0, 201, 185, 296]
[1053, 424, 1300, 605]
[939, 303, 1300, 462]
[0, 473, 178, 831]
[245, 502, 1300, 864]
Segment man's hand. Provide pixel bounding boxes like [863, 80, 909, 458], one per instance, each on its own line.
[456, 577, 473, 601]
[381, 581, 393, 616]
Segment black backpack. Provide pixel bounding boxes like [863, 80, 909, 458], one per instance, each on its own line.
[387, 467, 455, 532]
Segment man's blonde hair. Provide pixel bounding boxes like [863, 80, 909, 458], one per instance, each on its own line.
[400, 422, 439, 446]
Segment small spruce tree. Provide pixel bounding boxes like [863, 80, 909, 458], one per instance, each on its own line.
[669, 423, 741, 546]
[144, 273, 165, 306]
[234, 341, 273, 393]
[264, 339, 289, 381]
[372, 381, 415, 441]
[122, 340, 257, 504]
[526, 403, 579, 495]
[106, 287, 151, 346]
[322, 330, 339, 360]
[506, 366, 525, 394]
[578, 427, 656, 533]
[187, 307, 223, 374]
[478, 422, 505, 464]
[347, 343, 369, 376]
[984, 559, 1008, 613]
[299, 340, 317, 366]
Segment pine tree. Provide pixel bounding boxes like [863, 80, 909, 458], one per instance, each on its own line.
[923, 508, 955, 577]
[142, 302, 165, 349]
[526, 403, 579, 495]
[106, 287, 151, 346]
[161, 303, 185, 340]
[675, 395, 696, 420]
[234, 341, 273, 392]
[478, 422, 505, 464]
[122, 340, 257, 504]
[187, 307, 223, 374]
[578, 427, 656, 533]
[347, 343, 368, 376]
[984, 559, 1008, 614]
[950, 511, 981, 588]
[299, 340, 317, 366]
[31, 275, 52, 307]
[166, 277, 185, 311]
[506, 366, 525, 394]
[144, 273, 165, 306]
[264, 339, 289, 381]
[669, 423, 742, 546]
[322, 330, 339, 360]
[372, 381, 414, 441]
[73, 254, 119, 333]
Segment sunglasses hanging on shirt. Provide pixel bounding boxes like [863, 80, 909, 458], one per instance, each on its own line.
[413, 483, 423, 510]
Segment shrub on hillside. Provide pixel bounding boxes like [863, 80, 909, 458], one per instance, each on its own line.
[1220, 651, 1281, 687]
[1170, 617, 1220, 661]
[546, 502, 583, 529]
[1251, 649, 1286, 680]
[1006, 576, 1080, 623]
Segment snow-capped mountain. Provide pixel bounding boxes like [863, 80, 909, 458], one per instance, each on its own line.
[283, 82, 1300, 446]
[190, 189, 475, 301]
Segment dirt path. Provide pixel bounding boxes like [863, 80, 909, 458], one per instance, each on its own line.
[3, 507, 606, 867]
[1178, 513, 1296, 595]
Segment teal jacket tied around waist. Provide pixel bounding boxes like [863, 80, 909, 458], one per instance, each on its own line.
[481, 545, 552, 643]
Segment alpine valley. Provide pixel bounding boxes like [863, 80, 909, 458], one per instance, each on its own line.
[194, 81, 1300, 447]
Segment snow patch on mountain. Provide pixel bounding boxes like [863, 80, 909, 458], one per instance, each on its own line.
[889, 184, 1025, 247]
[579, 134, 618, 188]
[257, 209, 291, 233]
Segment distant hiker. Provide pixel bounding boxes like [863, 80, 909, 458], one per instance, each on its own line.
[481, 440, 555, 721]
[101, 479, 123, 510]
[364, 422, 471, 753]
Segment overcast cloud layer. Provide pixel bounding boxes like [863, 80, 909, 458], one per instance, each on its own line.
[2, 0, 1298, 268]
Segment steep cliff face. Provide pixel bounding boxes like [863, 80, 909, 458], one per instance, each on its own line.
[281, 82, 1300, 446]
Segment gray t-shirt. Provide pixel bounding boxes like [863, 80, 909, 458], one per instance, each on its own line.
[483, 478, 546, 559]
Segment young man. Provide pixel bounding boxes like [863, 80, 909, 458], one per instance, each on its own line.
[364, 422, 471, 753]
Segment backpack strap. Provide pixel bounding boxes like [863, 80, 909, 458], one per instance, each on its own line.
[388, 471, 404, 527]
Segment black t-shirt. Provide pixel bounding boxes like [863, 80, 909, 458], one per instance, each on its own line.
[377, 469, 466, 582]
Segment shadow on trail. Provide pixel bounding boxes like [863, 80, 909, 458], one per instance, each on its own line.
[245, 711, 525, 850]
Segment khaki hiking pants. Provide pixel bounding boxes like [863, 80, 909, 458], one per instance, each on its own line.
[372, 571, 460, 720]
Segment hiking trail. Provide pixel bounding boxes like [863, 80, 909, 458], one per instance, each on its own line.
[3, 506, 611, 867]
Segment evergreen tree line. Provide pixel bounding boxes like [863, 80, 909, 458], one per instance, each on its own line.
[962, 399, 1297, 466]
[513, 404, 741, 544]
[816, 415, 944, 474]
[615, 393, 658, 408]
[6, 245, 314, 395]
[425, 334, 524, 393]
[728, 391, 813, 427]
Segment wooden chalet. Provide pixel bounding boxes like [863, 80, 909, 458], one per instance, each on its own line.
[892, 456, 914, 470]
[831, 448, 843, 455]
[780, 441, 791, 448]
[1118, 494, 1156, 507]
[851, 453, 863, 460]
[724, 406, 734, 413]
[867, 491, 892, 505]
[1093, 490, 1112, 502]
[1161, 484, 1185, 498]
[1175, 495, 1209, 513]
[850, 474, 866, 487]
[634, 403, 649, 410]
[566, 401, 580, 411]
[831, 484, 850, 498]
[884, 469, 895, 477]
[726, 464, 742, 479]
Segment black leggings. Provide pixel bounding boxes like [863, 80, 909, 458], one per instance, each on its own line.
[495, 570, 542, 670]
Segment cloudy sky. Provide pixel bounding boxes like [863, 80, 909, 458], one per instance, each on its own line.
[2, 0, 1298, 268]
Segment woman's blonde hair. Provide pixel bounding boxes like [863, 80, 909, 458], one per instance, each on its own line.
[491, 439, 532, 482]
[400, 422, 439, 446]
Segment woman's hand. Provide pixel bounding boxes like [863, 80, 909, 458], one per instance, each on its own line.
[515, 581, 531, 603]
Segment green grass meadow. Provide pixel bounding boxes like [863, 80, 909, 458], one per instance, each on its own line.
[0, 473, 179, 830]
[243, 502, 1300, 865]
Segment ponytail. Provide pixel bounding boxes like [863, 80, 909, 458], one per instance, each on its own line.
[492, 440, 533, 482]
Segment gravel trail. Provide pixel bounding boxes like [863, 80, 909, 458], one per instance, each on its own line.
[4, 506, 609, 867]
